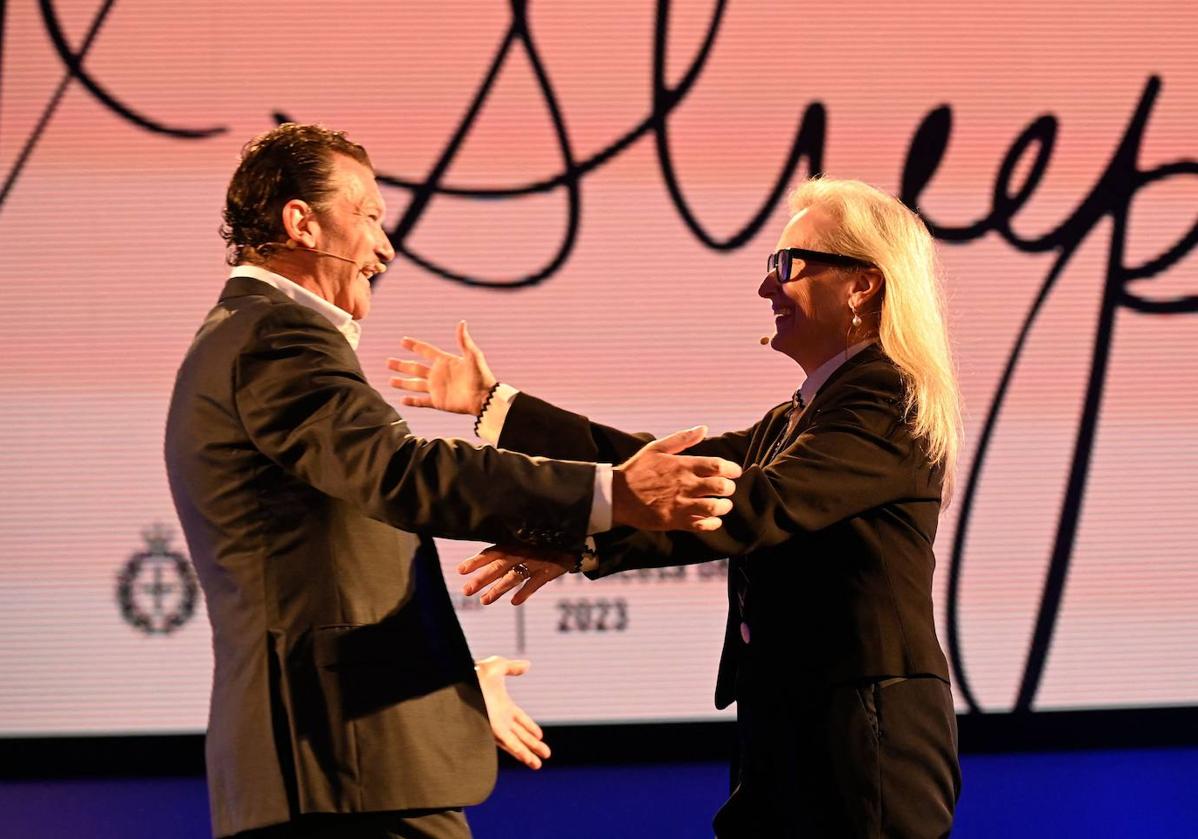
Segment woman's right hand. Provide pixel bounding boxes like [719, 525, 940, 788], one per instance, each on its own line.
[387, 320, 498, 415]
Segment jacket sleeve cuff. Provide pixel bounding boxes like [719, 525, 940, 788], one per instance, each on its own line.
[476, 383, 520, 444]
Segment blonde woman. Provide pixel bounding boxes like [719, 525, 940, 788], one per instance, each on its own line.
[393, 178, 963, 838]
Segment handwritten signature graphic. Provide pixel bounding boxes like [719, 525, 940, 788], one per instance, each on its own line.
[2, 0, 1194, 713]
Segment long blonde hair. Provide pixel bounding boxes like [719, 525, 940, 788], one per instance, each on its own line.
[789, 177, 962, 501]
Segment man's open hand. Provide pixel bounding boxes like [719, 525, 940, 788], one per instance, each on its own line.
[475, 656, 550, 770]
[614, 426, 742, 532]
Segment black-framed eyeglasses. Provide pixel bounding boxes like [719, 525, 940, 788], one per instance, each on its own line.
[767, 247, 875, 283]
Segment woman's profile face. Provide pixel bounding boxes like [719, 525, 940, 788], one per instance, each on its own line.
[758, 206, 858, 369]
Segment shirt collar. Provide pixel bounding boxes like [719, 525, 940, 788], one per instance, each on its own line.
[228, 264, 362, 351]
[799, 339, 876, 405]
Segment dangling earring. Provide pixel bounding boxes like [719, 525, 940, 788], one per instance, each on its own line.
[850, 304, 862, 330]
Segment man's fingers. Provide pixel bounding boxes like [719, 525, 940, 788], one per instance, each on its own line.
[513, 724, 551, 760]
[681, 497, 734, 518]
[688, 516, 725, 532]
[399, 336, 448, 362]
[513, 706, 543, 740]
[389, 377, 430, 393]
[401, 396, 434, 409]
[504, 658, 531, 677]
[499, 734, 541, 769]
[647, 425, 707, 455]
[686, 476, 738, 498]
[686, 456, 743, 479]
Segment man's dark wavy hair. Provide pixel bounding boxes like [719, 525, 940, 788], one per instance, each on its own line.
[220, 123, 372, 266]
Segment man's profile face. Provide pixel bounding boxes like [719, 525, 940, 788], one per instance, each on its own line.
[309, 154, 395, 319]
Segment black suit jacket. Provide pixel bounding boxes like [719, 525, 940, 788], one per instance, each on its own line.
[165, 278, 595, 837]
[497, 346, 951, 709]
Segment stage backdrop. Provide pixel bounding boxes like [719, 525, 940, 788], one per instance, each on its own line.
[0, 0, 1194, 735]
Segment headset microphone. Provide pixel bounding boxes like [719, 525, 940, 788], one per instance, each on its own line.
[285, 239, 356, 265]
[307, 247, 359, 266]
[760, 335, 772, 346]
[285, 239, 386, 276]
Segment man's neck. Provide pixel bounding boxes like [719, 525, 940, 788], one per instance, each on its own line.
[230, 264, 362, 350]
[256, 257, 331, 304]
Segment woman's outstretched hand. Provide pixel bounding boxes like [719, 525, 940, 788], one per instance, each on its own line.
[388, 320, 497, 415]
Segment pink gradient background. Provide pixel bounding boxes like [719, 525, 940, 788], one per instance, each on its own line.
[0, 0, 1194, 733]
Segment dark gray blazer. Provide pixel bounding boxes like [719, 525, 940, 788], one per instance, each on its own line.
[496, 346, 951, 709]
[165, 277, 594, 837]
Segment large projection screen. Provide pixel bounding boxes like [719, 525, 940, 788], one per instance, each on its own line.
[1, 0, 1195, 734]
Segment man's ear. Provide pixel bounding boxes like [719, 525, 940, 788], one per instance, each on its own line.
[281, 199, 316, 248]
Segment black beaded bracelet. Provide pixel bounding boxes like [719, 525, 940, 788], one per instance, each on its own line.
[473, 382, 502, 436]
[574, 543, 596, 574]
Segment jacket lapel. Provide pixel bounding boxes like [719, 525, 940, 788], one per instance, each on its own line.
[793, 344, 887, 436]
[750, 403, 794, 467]
[761, 345, 888, 461]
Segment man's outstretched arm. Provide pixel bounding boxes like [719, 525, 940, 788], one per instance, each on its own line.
[237, 307, 740, 550]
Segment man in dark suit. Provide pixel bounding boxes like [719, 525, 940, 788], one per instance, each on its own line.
[392, 179, 964, 837]
[165, 123, 741, 839]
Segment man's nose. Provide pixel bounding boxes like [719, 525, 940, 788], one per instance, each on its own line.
[377, 232, 396, 264]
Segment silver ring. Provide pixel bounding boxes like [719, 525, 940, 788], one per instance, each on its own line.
[513, 563, 532, 580]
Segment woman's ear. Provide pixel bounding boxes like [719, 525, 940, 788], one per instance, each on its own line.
[849, 267, 885, 313]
